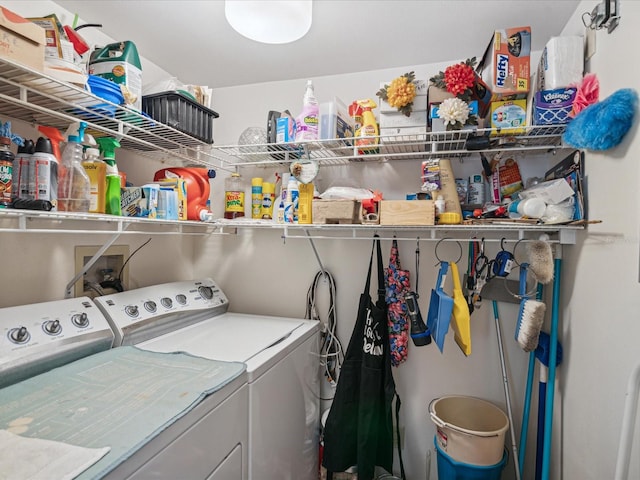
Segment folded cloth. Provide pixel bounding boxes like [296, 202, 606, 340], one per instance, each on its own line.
[0, 429, 110, 480]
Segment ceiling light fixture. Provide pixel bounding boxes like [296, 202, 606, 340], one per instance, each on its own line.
[225, 0, 312, 44]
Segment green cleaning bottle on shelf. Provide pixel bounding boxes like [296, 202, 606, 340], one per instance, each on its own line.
[96, 137, 122, 215]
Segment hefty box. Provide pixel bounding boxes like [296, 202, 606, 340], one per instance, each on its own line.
[0, 7, 45, 72]
[478, 26, 531, 101]
[533, 87, 577, 125]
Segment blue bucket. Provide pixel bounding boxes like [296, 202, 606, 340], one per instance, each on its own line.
[435, 438, 507, 480]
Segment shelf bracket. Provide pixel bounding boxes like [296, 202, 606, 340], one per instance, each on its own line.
[64, 230, 127, 299]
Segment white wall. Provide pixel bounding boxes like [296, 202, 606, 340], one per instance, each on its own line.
[3, 1, 639, 479]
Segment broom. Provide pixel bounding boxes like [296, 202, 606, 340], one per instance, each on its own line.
[515, 263, 546, 352]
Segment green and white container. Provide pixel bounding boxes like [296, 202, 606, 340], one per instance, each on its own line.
[89, 41, 142, 111]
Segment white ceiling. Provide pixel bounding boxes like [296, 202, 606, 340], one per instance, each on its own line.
[55, 0, 581, 88]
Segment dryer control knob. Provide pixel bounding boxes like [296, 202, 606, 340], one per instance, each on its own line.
[144, 301, 157, 313]
[125, 305, 139, 317]
[72, 312, 89, 328]
[198, 286, 214, 300]
[160, 297, 173, 309]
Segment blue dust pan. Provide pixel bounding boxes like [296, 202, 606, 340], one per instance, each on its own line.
[435, 438, 507, 480]
[426, 261, 454, 352]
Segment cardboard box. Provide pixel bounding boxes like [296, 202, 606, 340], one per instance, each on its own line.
[533, 87, 577, 125]
[0, 7, 45, 71]
[154, 178, 188, 220]
[121, 184, 159, 218]
[478, 26, 531, 101]
[379, 200, 435, 226]
[379, 110, 427, 129]
[490, 99, 527, 134]
[312, 199, 362, 224]
[427, 81, 491, 120]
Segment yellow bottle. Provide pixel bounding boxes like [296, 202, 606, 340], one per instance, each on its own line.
[82, 147, 106, 213]
[355, 99, 379, 154]
[251, 177, 263, 219]
[298, 182, 314, 224]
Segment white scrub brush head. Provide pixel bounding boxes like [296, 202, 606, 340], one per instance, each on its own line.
[527, 240, 554, 284]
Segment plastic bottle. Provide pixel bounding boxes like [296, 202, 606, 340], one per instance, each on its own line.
[251, 177, 263, 219]
[355, 99, 379, 153]
[508, 197, 547, 219]
[29, 136, 58, 210]
[153, 168, 214, 221]
[0, 136, 14, 207]
[295, 80, 319, 142]
[297, 182, 313, 224]
[435, 195, 446, 215]
[276, 172, 290, 224]
[58, 122, 91, 212]
[82, 147, 106, 213]
[96, 137, 122, 216]
[12, 139, 34, 201]
[284, 176, 299, 223]
[261, 182, 276, 219]
[224, 172, 245, 219]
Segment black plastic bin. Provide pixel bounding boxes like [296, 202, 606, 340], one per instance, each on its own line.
[142, 91, 219, 144]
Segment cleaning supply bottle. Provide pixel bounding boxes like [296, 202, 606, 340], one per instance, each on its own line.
[284, 175, 299, 223]
[355, 99, 379, 154]
[0, 136, 14, 207]
[58, 122, 91, 212]
[37, 126, 64, 162]
[82, 146, 106, 213]
[251, 177, 263, 219]
[12, 139, 34, 201]
[295, 80, 319, 142]
[29, 136, 59, 210]
[96, 137, 122, 215]
[224, 172, 245, 219]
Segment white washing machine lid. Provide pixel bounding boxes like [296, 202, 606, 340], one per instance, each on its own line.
[138, 312, 318, 381]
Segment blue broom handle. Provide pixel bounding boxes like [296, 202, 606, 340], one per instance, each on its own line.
[542, 257, 562, 480]
[519, 282, 543, 474]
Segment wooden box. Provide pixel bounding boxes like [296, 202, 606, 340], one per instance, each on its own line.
[379, 200, 435, 226]
[312, 199, 362, 224]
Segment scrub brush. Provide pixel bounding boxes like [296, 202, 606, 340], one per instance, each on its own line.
[515, 263, 546, 352]
[526, 240, 553, 284]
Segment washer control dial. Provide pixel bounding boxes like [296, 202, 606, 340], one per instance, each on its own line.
[43, 320, 62, 335]
[176, 294, 187, 305]
[8, 326, 30, 344]
[144, 301, 157, 313]
[160, 297, 173, 309]
[71, 312, 89, 328]
[125, 305, 139, 318]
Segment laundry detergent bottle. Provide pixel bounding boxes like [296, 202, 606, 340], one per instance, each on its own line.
[295, 80, 319, 142]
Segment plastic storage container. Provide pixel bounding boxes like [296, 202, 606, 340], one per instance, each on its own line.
[434, 438, 507, 480]
[142, 91, 219, 143]
[429, 395, 509, 466]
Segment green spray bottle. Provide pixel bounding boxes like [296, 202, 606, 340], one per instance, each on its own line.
[96, 137, 121, 215]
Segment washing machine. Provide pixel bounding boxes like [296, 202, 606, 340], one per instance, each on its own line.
[0, 296, 248, 479]
[93, 278, 321, 480]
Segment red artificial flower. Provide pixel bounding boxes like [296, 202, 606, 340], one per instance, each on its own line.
[444, 63, 476, 97]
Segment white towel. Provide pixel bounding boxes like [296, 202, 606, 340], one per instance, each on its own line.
[0, 430, 110, 480]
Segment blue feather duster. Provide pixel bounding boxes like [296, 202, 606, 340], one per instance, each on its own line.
[563, 88, 638, 150]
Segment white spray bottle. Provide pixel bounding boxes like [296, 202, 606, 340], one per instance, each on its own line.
[58, 122, 91, 212]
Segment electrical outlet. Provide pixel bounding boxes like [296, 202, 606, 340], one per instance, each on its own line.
[74, 245, 130, 298]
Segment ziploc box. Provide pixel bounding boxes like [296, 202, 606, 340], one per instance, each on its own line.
[0, 6, 46, 72]
[533, 87, 577, 125]
[490, 99, 527, 134]
[121, 184, 159, 218]
[478, 26, 531, 101]
[319, 97, 355, 141]
[154, 178, 187, 220]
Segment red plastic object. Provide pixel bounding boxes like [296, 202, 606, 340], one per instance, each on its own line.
[153, 167, 214, 221]
[63, 25, 90, 55]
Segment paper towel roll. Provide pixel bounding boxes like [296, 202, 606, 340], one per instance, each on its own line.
[537, 36, 584, 91]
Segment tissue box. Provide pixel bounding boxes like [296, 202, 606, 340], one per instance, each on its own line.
[478, 26, 531, 101]
[430, 100, 479, 132]
[537, 36, 584, 91]
[533, 87, 577, 125]
[0, 7, 45, 71]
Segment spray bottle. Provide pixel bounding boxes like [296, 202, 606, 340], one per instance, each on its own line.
[58, 122, 91, 212]
[354, 99, 379, 154]
[294, 80, 319, 142]
[96, 137, 122, 215]
[82, 134, 106, 214]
